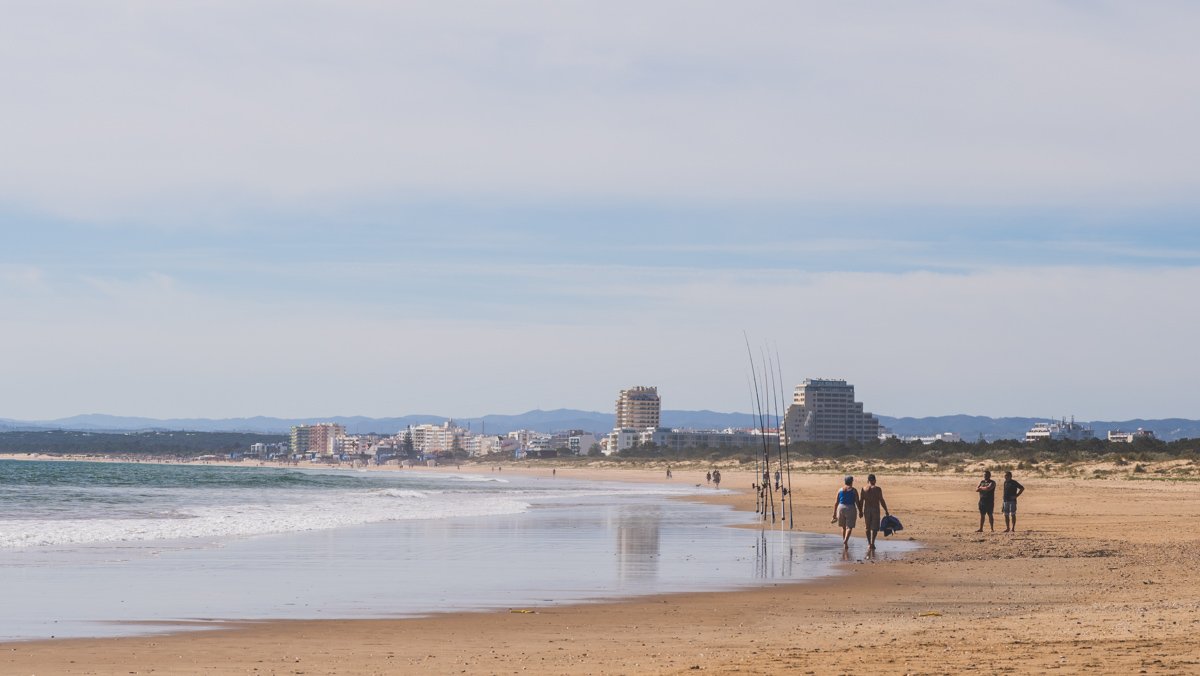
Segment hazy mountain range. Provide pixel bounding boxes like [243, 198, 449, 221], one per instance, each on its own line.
[1, 411, 1197, 442]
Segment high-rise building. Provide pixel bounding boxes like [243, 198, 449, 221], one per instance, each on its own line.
[782, 379, 879, 443]
[615, 386, 661, 430]
[290, 423, 347, 457]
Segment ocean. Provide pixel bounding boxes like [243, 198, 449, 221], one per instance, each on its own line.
[0, 459, 908, 641]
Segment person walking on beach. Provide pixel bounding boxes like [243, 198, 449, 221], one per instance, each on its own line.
[712, 470, 721, 488]
[1002, 471, 1025, 532]
[976, 470, 997, 532]
[832, 476, 862, 547]
[860, 474, 889, 550]
[706, 471, 712, 484]
[666, 466, 672, 479]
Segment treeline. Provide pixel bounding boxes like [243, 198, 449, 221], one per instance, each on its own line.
[615, 435, 1199, 462]
[0, 430, 287, 456]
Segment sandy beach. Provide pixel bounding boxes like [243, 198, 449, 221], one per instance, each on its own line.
[3, 463, 1200, 675]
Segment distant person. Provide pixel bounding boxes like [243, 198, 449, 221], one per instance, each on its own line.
[666, 466, 672, 479]
[712, 470, 721, 488]
[774, 469, 781, 490]
[1002, 471, 1025, 532]
[552, 468, 556, 476]
[706, 471, 712, 484]
[832, 476, 862, 547]
[860, 474, 889, 549]
[976, 470, 997, 532]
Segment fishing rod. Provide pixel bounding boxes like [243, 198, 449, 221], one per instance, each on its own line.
[759, 346, 776, 524]
[773, 344, 794, 528]
[746, 374, 762, 516]
[743, 332, 771, 523]
[765, 347, 784, 528]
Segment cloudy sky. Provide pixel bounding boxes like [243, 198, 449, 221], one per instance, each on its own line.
[3, 2, 1199, 421]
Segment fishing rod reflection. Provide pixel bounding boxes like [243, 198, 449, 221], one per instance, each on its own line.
[753, 528, 806, 579]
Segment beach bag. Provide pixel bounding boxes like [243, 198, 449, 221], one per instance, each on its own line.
[880, 514, 904, 536]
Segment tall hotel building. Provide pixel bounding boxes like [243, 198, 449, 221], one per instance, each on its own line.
[290, 423, 347, 457]
[783, 379, 880, 443]
[615, 386, 662, 430]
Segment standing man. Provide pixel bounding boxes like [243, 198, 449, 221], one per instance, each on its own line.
[976, 470, 997, 532]
[1002, 471, 1025, 532]
[832, 476, 862, 547]
[860, 474, 890, 549]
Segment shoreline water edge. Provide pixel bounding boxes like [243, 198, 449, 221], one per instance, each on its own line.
[0, 457, 901, 643]
[3, 457, 1200, 674]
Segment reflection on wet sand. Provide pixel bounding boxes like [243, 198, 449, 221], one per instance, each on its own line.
[754, 528, 803, 579]
[614, 505, 661, 582]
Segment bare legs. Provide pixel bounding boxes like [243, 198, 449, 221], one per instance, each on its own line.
[976, 511, 994, 533]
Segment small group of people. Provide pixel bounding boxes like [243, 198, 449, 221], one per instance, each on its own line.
[705, 469, 722, 487]
[975, 469, 1025, 532]
[831, 474, 889, 549]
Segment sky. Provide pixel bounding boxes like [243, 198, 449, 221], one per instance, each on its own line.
[2, 1, 1199, 421]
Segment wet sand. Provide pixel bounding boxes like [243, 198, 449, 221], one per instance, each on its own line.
[4, 466, 1200, 674]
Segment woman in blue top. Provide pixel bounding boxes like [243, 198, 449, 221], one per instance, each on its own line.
[831, 475, 863, 547]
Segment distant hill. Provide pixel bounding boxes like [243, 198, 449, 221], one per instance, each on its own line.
[3, 412, 1197, 441]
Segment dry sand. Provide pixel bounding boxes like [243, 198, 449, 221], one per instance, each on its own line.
[3, 465, 1200, 675]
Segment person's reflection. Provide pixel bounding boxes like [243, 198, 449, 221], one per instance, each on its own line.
[616, 506, 661, 583]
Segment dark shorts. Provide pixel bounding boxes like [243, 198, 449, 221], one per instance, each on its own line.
[1002, 500, 1017, 514]
[979, 500, 994, 514]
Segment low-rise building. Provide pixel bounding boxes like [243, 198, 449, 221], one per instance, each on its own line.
[642, 428, 777, 452]
[1108, 428, 1156, 443]
[1025, 418, 1095, 442]
[879, 431, 962, 445]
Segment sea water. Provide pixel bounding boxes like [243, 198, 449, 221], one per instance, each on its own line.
[0, 459, 912, 641]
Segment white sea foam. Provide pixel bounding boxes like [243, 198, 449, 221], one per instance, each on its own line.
[0, 489, 530, 549]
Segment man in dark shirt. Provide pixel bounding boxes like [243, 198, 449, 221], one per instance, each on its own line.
[1002, 471, 1026, 532]
[976, 470, 997, 533]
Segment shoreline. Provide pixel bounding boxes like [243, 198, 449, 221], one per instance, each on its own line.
[3, 464, 1200, 673]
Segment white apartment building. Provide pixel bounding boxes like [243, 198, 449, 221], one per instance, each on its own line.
[507, 429, 551, 451]
[783, 379, 880, 443]
[606, 428, 644, 455]
[406, 422, 467, 455]
[464, 435, 516, 456]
